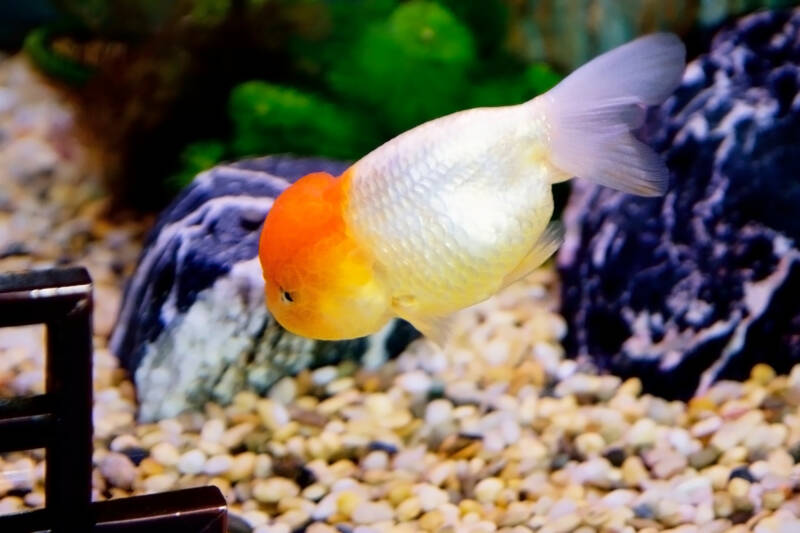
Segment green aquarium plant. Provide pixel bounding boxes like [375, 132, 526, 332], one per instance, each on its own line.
[225, 0, 563, 170]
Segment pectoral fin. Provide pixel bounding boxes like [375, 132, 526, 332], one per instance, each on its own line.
[500, 222, 564, 289]
[392, 294, 454, 347]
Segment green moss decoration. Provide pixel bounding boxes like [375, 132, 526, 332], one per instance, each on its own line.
[327, 1, 476, 133]
[229, 81, 375, 160]
[167, 139, 227, 190]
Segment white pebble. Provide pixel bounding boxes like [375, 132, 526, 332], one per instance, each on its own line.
[312, 366, 338, 386]
[200, 419, 226, 443]
[425, 399, 454, 426]
[109, 434, 141, 452]
[204, 454, 233, 476]
[362, 451, 389, 471]
[397, 371, 432, 395]
[177, 449, 207, 475]
[352, 501, 394, 524]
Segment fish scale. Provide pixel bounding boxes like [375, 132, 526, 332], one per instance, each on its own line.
[345, 104, 553, 315]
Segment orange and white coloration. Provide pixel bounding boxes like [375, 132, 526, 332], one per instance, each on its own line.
[260, 33, 686, 343]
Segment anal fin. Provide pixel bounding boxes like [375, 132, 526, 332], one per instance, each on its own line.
[500, 221, 564, 289]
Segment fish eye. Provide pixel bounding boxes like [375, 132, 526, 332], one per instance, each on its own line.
[280, 288, 295, 303]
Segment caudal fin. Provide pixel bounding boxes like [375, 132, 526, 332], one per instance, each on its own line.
[542, 33, 685, 196]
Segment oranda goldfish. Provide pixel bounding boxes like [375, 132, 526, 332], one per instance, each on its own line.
[259, 33, 686, 343]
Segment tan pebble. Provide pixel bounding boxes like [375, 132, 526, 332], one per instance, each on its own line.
[618, 377, 642, 397]
[719, 446, 748, 465]
[750, 364, 776, 385]
[252, 477, 300, 504]
[621, 456, 648, 487]
[139, 457, 165, 477]
[220, 422, 255, 450]
[227, 452, 256, 481]
[352, 501, 394, 524]
[727, 477, 750, 500]
[458, 498, 483, 517]
[276, 509, 310, 529]
[306, 524, 339, 533]
[232, 391, 259, 411]
[575, 432, 605, 457]
[143, 472, 178, 493]
[0, 496, 24, 514]
[302, 483, 327, 501]
[474, 477, 504, 503]
[278, 496, 314, 515]
[241, 510, 268, 527]
[396, 497, 422, 521]
[762, 489, 785, 510]
[254, 454, 273, 478]
[272, 421, 300, 441]
[501, 501, 531, 526]
[256, 399, 290, 431]
[335, 490, 361, 517]
[713, 492, 733, 517]
[419, 510, 445, 531]
[150, 442, 180, 467]
[766, 449, 794, 475]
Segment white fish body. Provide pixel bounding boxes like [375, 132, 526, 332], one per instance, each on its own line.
[341, 33, 686, 341]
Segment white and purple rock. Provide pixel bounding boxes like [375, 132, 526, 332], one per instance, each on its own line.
[558, 9, 800, 399]
[110, 156, 419, 421]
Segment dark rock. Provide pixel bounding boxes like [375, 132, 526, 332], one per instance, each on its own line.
[367, 441, 399, 454]
[729, 466, 756, 483]
[558, 9, 800, 400]
[632, 503, 656, 519]
[119, 446, 149, 466]
[226, 512, 253, 533]
[603, 447, 627, 467]
[110, 156, 420, 421]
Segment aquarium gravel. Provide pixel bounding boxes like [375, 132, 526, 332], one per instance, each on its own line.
[3, 54, 800, 533]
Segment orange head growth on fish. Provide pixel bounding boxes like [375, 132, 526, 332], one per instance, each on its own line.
[259, 171, 391, 340]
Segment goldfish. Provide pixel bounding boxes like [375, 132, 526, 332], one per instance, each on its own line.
[259, 33, 686, 343]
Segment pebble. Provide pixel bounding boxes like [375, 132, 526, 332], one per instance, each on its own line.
[99, 452, 137, 489]
[204, 454, 233, 476]
[352, 501, 394, 524]
[252, 477, 300, 503]
[474, 477, 504, 504]
[177, 449, 207, 475]
[150, 441, 181, 467]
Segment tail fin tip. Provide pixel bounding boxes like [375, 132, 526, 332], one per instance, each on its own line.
[543, 33, 685, 196]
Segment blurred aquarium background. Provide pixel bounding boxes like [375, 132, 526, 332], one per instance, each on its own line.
[0, 0, 795, 210]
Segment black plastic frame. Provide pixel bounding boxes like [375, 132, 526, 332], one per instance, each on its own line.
[0, 267, 227, 532]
